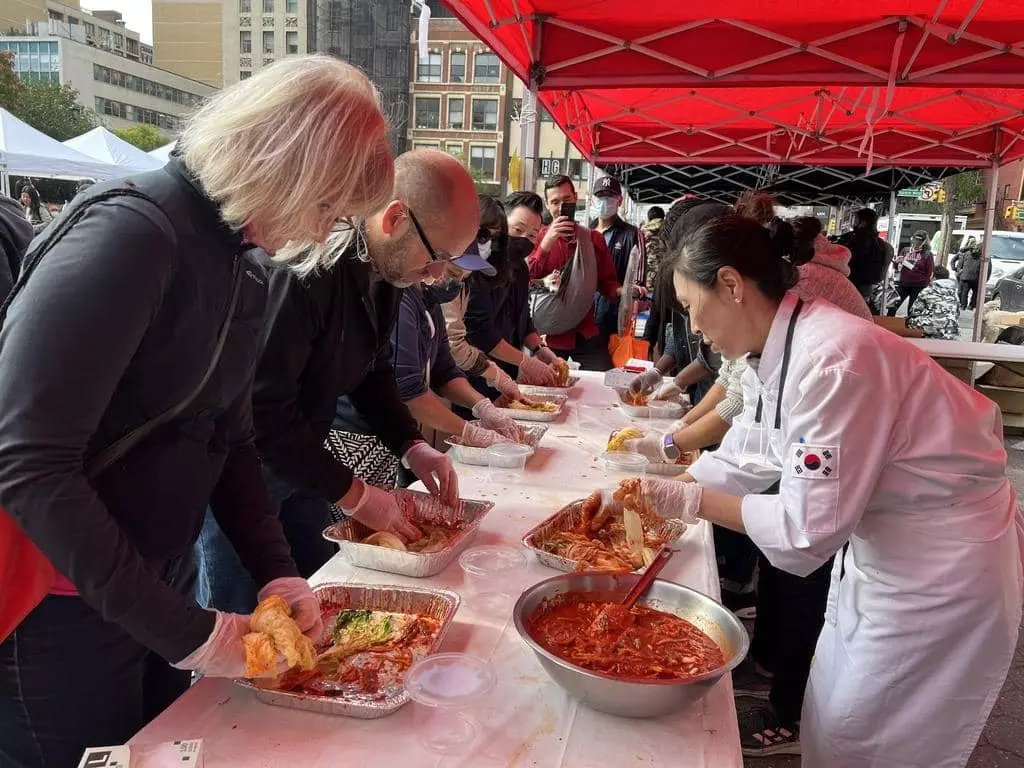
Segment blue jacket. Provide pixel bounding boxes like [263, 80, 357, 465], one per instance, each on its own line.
[392, 287, 465, 400]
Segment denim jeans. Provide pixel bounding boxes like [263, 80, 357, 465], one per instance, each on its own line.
[195, 467, 335, 614]
[0, 557, 195, 768]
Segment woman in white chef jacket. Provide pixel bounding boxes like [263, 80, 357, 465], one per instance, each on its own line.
[637, 213, 1024, 767]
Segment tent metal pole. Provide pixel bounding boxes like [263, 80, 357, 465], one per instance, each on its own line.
[972, 157, 1000, 342]
[882, 187, 897, 314]
[520, 85, 540, 192]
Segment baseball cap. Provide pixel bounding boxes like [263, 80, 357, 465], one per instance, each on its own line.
[592, 175, 622, 197]
[451, 240, 497, 276]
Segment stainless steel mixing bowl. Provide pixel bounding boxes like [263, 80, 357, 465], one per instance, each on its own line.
[513, 571, 749, 718]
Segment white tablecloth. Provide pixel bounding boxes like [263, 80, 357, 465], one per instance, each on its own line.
[132, 372, 742, 767]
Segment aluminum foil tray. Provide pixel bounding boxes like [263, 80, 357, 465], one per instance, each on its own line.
[322, 489, 494, 578]
[522, 499, 686, 573]
[236, 582, 459, 719]
[445, 423, 549, 466]
[518, 377, 579, 397]
[494, 393, 568, 422]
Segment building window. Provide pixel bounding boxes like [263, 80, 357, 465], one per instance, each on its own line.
[240, 31, 251, 53]
[113, 33, 123, 48]
[240, 70, 251, 79]
[92, 63, 207, 107]
[263, 30, 274, 54]
[413, 142, 439, 150]
[415, 97, 440, 129]
[94, 96, 182, 130]
[471, 98, 498, 131]
[240, 0, 251, 11]
[446, 142, 463, 159]
[450, 51, 465, 83]
[286, 31, 298, 54]
[473, 52, 500, 83]
[286, 0, 298, 11]
[0, 39, 60, 84]
[469, 145, 497, 180]
[83, 22, 95, 37]
[263, 0, 274, 12]
[417, 51, 441, 82]
[447, 97, 464, 129]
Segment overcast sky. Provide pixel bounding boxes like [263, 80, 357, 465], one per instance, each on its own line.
[86, 1, 153, 44]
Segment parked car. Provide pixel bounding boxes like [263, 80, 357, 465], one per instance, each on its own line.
[937, 230, 1024, 300]
[995, 266, 1024, 312]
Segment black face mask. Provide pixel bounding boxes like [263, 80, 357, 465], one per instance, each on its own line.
[506, 236, 534, 262]
[423, 277, 462, 304]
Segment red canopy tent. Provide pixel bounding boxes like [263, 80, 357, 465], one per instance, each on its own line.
[439, 0, 1024, 338]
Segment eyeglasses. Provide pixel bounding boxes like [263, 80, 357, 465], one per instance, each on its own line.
[408, 209, 455, 279]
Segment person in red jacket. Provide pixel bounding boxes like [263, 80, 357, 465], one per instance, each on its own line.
[527, 175, 621, 370]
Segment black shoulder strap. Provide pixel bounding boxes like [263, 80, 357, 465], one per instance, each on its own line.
[0, 183, 246, 480]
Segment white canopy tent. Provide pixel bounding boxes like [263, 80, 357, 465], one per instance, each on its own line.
[148, 142, 175, 164]
[0, 109, 119, 196]
[64, 127, 164, 173]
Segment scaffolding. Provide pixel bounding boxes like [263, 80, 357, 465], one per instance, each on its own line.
[307, 0, 411, 155]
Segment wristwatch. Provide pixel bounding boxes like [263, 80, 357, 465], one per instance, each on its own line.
[662, 433, 682, 462]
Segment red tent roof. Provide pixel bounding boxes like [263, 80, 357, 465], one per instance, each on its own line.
[442, 1, 1024, 166]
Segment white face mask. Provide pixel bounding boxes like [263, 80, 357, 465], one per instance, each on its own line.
[592, 197, 618, 219]
[477, 239, 492, 261]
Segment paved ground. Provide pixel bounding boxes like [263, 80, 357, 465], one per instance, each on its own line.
[743, 418, 1024, 768]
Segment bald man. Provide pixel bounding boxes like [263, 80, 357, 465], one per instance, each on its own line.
[196, 150, 481, 615]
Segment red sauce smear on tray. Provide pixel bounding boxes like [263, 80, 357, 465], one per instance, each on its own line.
[527, 595, 725, 680]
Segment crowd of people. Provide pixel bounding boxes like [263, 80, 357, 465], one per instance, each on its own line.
[0, 53, 1020, 768]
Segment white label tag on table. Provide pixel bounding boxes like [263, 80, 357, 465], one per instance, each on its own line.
[79, 740, 205, 768]
[77, 746, 131, 768]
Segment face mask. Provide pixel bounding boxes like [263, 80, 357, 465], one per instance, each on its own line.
[477, 239, 493, 261]
[423, 277, 462, 304]
[592, 197, 618, 219]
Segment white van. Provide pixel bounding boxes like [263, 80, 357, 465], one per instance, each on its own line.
[878, 213, 967, 254]
[932, 229, 1024, 298]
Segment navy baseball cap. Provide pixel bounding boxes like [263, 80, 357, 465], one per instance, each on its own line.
[592, 175, 622, 197]
[452, 240, 497, 276]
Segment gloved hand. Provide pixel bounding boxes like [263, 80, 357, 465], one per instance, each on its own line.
[534, 345, 559, 365]
[258, 577, 323, 642]
[172, 611, 286, 679]
[403, 441, 460, 508]
[484, 362, 523, 400]
[343, 478, 423, 541]
[519, 354, 558, 386]
[629, 369, 663, 396]
[471, 399, 523, 441]
[652, 379, 683, 401]
[623, 431, 669, 463]
[460, 422, 513, 448]
[642, 478, 703, 524]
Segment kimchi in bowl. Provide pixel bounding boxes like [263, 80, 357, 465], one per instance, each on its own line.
[513, 572, 749, 718]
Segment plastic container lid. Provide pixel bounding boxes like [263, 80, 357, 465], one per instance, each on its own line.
[458, 544, 527, 578]
[648, 400, 683, 416]
[405, 653, 496, 708]
[601, 451, 650, 473]
[486, 443, 532, 459]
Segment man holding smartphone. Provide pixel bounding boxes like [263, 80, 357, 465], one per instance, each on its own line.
[527, 175, 621, 370]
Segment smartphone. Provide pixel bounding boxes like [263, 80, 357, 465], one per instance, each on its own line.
[558, 202, 577, 245]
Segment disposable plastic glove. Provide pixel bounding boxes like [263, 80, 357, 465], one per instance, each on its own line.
[629, 369, 663, 396]
[471, 399, 522, 441]
[623, 432, 669, 463]
[484, 362, 522, 400]
[652, 379, 683, 401]
[403, 442, 460, 508]
[519, 354, 558, 386]
[534, 346, 559, 365]
[172, 611, 285, 679]
[460, 422, 513, 448]
[641, 478, 704, 524]
[342, 478, 422, 541]
[258, 577, 323, 642]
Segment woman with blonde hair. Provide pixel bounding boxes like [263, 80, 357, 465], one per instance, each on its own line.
[0, 55, 393, 768]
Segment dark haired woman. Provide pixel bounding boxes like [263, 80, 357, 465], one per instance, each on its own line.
[445, 194, 559, 389]
[604, 213, 1024, 767]
[19, 184, 52, 233]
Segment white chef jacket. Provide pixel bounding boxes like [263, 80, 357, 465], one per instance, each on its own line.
[689, 291, 1024, 768]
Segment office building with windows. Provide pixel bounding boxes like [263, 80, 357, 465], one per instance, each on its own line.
[0, 1, 215, 131]
[407, 1, 510, 188]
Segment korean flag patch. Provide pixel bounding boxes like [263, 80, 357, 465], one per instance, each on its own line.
[788, 443, 839, 480]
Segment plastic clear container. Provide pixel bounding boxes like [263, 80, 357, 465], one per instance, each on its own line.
[406, 652, 496, 755]
[486, 442, 532, 483]
[648, 399, 684, 420]
[601, 451, 649, 478]
[566, 358, 582, 372]
[458, 544, 528, 616]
